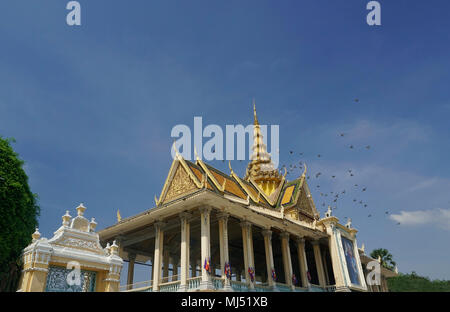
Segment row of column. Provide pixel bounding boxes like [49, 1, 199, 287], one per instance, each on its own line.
[127, 207, 329, 291]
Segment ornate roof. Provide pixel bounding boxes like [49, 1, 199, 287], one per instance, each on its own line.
[153, 105, 320, 224]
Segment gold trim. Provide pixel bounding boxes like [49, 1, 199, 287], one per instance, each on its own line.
[229, 161, 260, 203]
[196, 157, 226, 192]
[155, 143, 204, 205]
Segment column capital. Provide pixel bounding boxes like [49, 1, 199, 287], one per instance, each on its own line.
[239, 220, 252, 229]
[280, 231, 290, 241]
[295, 236, 306, 244]
[199, 206, 212, 215]
[154, 220, 167, 231]
[179, 211, 192, 221]
[216, 212, 230, 221]
[311, 238, 321, 246]
[261, 229, 272, 238]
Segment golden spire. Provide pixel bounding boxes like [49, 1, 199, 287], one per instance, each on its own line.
[117, 209, 122, 222]
[245, 101, 282, 196]
[253, 98, 259, 125]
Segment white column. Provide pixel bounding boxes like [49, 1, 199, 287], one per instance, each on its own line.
[217, 212, 232, 290]
[200, 207, 213, 290]
[262, 229, 276, 288]
[127, 253, 136, 290]
[152, 221, 165, 291]
[240, 221, 255, 289]
[179, 212, 190, 291]
[312, 239, 326, 287]
[280, 232, 294, 288]
[295, 237, 310, 288]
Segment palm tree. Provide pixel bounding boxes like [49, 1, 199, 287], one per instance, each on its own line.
[370, 248, 396, 270]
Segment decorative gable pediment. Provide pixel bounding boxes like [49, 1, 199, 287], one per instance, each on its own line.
[162, 164, 199, 204]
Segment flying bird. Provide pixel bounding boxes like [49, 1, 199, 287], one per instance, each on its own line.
[365, 145, 371, 149]
[340, 133, 345, 137]
[349, 145, 354, 149]
[362, 187, 367, 192]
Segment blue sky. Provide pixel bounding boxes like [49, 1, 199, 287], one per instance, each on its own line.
[1, 0, 450, 282]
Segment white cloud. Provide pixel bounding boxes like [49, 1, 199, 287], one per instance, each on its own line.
[390, 209, 450, 230]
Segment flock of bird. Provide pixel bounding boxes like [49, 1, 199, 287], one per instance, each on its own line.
[280, 130, 400, 226]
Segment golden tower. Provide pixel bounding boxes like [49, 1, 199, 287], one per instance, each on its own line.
[244, 100, 282, 196]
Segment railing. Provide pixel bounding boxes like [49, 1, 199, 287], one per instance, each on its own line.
[275, 283, 292, 292]
[187, 277, 202, 290]
[230, 280, 249, 292]
[293, 286, 309, 292]
[211, 276, 225, 290]
[120, 280, 153, 292]
[309, 284, 326, 292]
[160, 275, 179, 284]
[159, 280, 181, 292]
[128, 285, 153, 292]
[254, 283, 273, 292]
[120, 277, 334, 293]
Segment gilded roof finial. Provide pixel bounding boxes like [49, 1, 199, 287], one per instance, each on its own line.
[253, 98, 259, 126]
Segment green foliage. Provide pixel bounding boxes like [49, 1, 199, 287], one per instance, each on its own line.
[0, 137, 40, 291]
[388, 272, 450, 292]
[370, 248, 396, 270]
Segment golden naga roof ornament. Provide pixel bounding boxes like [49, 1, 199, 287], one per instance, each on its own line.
[229, 161, 260, 204]
[301, 162, 307, 178]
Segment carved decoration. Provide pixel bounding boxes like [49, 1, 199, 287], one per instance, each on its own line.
[163, 165, 198, 203]
[298, 190, 316, 218]
[55, 237, 105, 254]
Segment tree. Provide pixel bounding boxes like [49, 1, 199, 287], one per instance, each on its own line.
[0, 137, 40, 292]
[370, 248, 396, 270]
[387, 272, 450, 292]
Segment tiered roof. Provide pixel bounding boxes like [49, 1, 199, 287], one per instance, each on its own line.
[154, 105, 320, 224]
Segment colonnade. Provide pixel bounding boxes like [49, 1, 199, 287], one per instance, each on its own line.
[125, 207, 330, 291]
